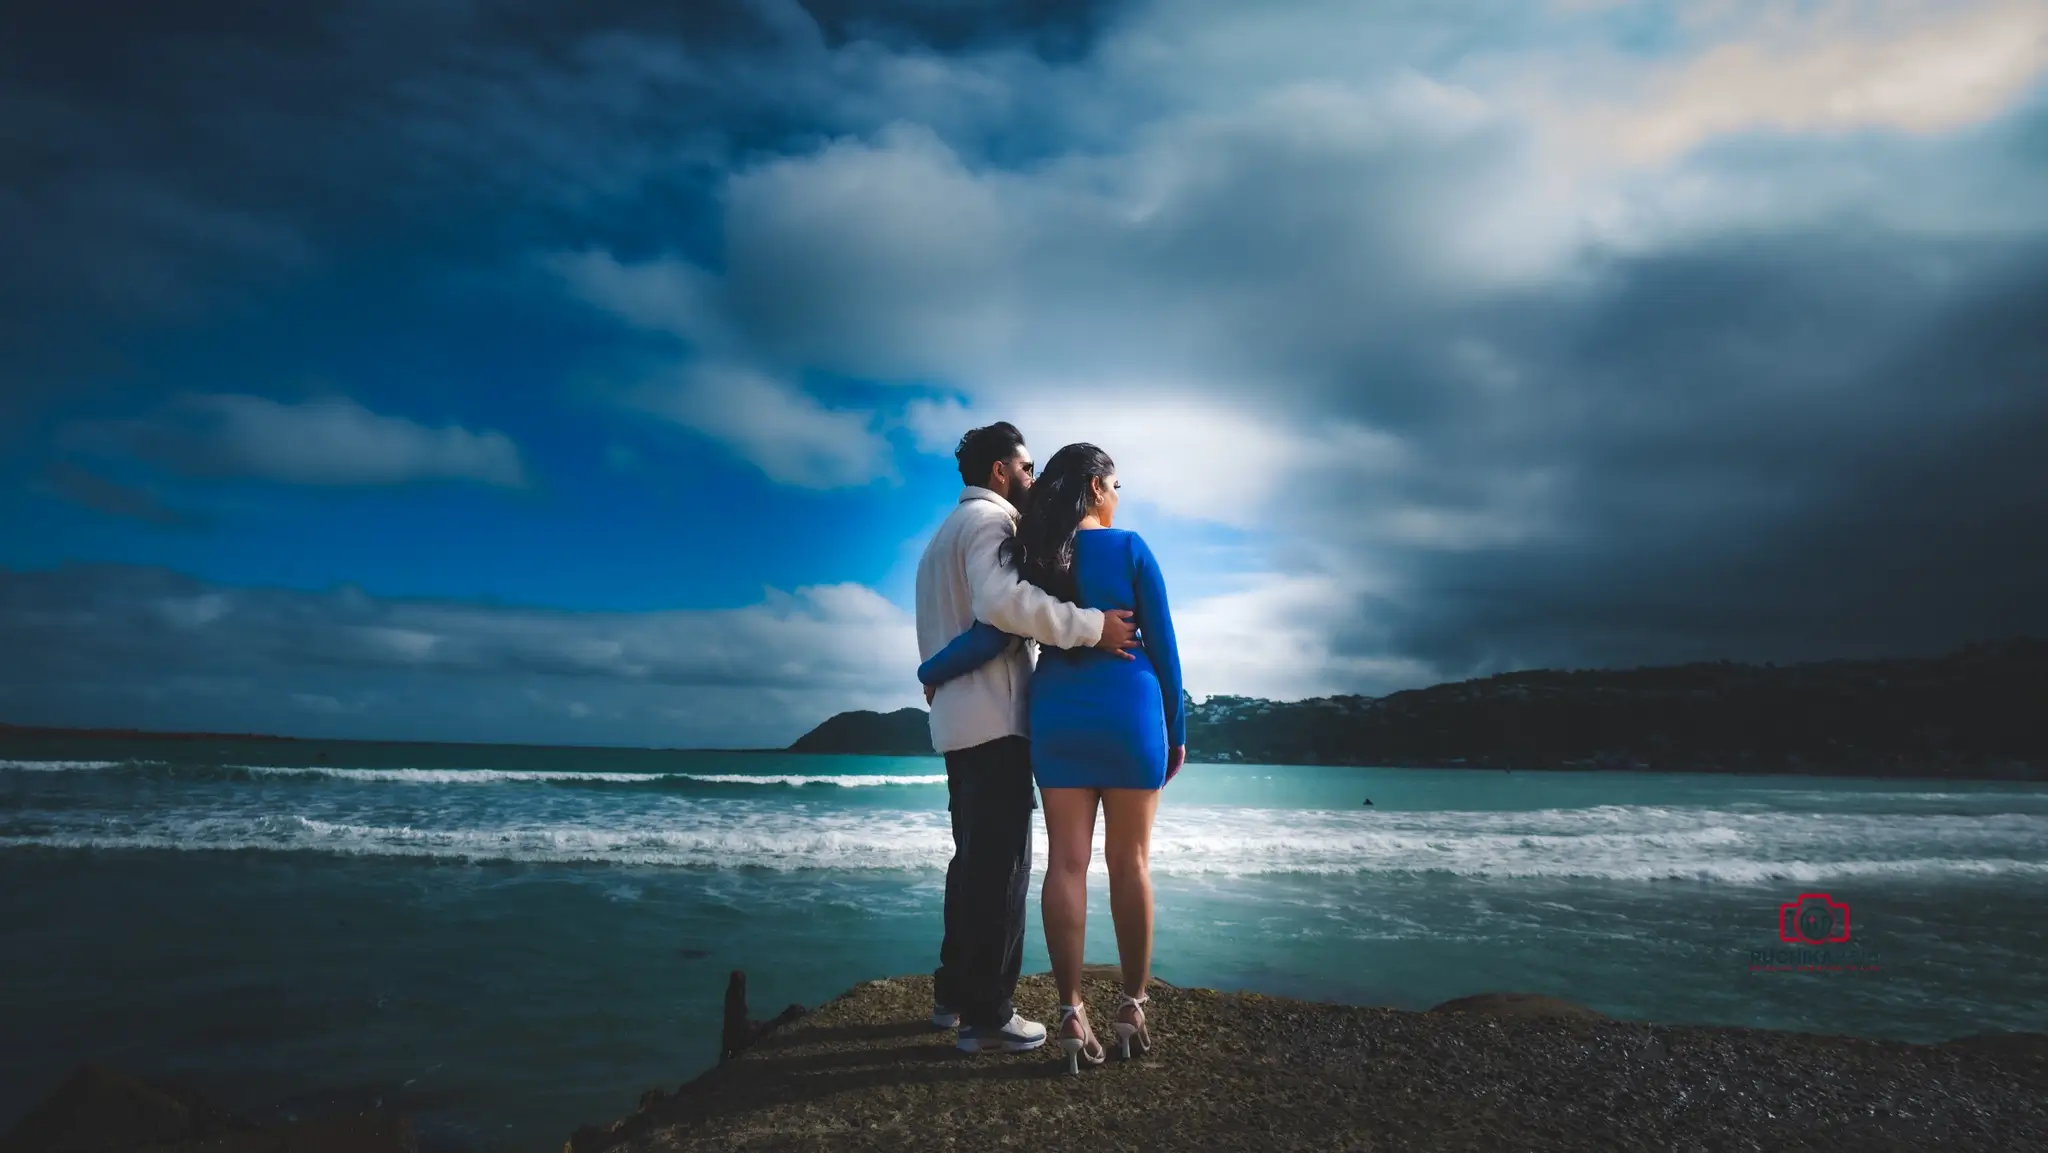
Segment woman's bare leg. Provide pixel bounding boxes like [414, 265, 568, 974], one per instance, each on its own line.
[1100, 787, 1162, 998]
[1039, 787, 1100, 1007]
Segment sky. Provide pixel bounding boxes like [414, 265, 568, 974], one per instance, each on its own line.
[3, 0, 2045, 747]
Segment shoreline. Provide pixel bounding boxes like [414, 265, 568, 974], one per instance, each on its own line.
[791, 751, 2048, 782]
[4, 725, 2041, 782]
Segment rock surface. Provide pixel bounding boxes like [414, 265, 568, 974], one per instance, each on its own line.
[573, 970, 2048, 1152]
[0, 1063, 417, 1153]
[1428, 992, 1610, 1022]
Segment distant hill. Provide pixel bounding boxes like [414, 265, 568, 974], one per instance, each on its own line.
[0, 723, 299, 742]
[787, 708, 935, 756]
[790, 640, 2048, 778]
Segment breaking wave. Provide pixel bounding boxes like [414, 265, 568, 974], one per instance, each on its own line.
[6, 803, 2045, 884]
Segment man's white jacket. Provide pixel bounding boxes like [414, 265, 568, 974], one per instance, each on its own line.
[915, 487, 1105, 755]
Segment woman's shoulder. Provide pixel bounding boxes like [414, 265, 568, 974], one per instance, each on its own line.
[1079, 527, 1146, 549]
[1081, 527, 1155, 566]
[1110, 527, 1150, 549]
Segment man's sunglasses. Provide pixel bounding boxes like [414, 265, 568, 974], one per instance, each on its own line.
[1012, 460, 1035, 476]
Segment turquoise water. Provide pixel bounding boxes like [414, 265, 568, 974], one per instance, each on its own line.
[3, 736, 2046, 1151]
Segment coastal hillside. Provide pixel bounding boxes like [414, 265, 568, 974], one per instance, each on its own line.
[791, 639, 2048, 776]
[785, 707, 934, 756]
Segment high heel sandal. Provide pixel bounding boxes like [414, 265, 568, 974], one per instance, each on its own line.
[1111, 991, 1150, 1059]
[1056, 1004, 1106, 1075]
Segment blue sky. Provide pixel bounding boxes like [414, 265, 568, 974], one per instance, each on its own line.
[3, 0, 2046, 746]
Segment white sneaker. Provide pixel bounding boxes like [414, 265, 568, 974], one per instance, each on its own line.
[956, 1013, 1048, 1053]
[931, 1003, 960, 1029]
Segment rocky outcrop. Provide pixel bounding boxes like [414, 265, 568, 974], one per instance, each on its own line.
[0, 1063, 415, 1153]
[1428, 992, 1610, 1021]
[567, 970, 2048, 1152]
[566, 970, 808, 1153]
[786, 708, 933, 756]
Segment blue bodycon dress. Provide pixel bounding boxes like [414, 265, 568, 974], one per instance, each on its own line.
[919, 528, 1185, 790]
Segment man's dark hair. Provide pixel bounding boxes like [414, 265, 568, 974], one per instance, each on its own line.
[955, 422, 1026, 486]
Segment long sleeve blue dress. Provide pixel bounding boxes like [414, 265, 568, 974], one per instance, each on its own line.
[919, 528, 1184, 790]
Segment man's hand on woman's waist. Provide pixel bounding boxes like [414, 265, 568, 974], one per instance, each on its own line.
[1094, 609, 1139, 660]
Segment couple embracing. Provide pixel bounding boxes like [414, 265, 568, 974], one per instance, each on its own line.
[913, 421, 1185, 1074]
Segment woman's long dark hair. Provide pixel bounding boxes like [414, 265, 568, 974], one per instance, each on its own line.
[1002, 442, 1115, 603]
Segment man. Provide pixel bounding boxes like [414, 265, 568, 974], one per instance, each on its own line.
[915, 421, 1139, 1054]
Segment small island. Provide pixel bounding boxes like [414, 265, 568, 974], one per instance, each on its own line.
[791, 639, 2048, 779]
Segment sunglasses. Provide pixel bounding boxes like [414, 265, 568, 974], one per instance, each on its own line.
[1008, 460, 1118, 489]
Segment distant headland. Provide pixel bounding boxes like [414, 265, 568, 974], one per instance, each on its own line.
[786, 707, 937, 757]
[5, 640, 2042, 778]
[790, 639, 2048, 779]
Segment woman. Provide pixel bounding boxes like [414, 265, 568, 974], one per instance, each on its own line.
[917, 443, 1185, 1074]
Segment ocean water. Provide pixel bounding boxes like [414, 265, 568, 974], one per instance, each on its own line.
[3, 736, 2045, 1152]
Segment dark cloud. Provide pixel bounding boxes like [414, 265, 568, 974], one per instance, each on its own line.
[2, 0, 2044, 733]
[0, 564, 922, 745]
[60, 395, 530, 488]
[0, 0, 1124, 418]
[1341, 232, 2048, 677]
[597, 39, 2046, 693]
[801, 0, 1117, 57]
[39, 462, 207, 530]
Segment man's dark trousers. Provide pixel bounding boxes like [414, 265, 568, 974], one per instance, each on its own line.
[932, 735, 1035, 1029]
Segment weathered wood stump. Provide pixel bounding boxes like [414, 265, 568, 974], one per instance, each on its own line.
[719, 970, 805, 1063]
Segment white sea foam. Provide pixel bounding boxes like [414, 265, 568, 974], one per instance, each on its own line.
[663, 773, 947, 788]
[224, 766, 947, 787]
[7, 803, 2047, 884]
[0, 759, 124, 772]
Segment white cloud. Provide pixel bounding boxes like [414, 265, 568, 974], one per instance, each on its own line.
[626, 362, 896, 489]
[0, 565, 925, 747]
[530, 0, 2048, 696]
[199, 395, 528, 487]
[902, 396, 976, 456]
[908, 388, 1410, 529]
[70, 394, 529, 488]
[551, 247, 899, 489]
[548, 249, 730, 348]
[723, 121, 1020, 379]
[546, 0, 2047, 520]
[1172, 572, 1432, 701]
[1586, 0, 2048, 164]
